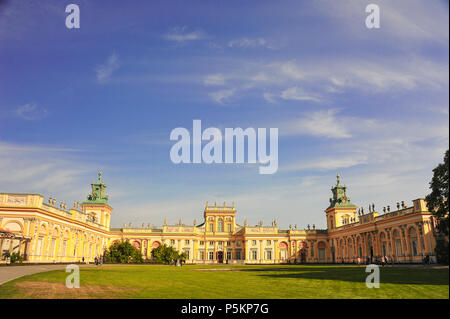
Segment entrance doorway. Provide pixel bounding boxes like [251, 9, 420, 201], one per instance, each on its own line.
[217, 251, 223, 263]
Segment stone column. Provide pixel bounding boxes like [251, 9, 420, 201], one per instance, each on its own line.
[259, 240, 263, 263]
[400, 226, 410, 262]
[274, 240, 279, 263]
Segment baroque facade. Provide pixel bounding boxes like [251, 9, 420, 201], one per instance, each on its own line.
[0, 173, 438, 264]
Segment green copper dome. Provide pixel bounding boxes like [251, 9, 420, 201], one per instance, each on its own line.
[326, 174, 357, 210]
[82, 171, 109, 205]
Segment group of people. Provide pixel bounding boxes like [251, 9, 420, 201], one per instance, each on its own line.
[172, 258, 184, 267]
[94, 256, 103, 266]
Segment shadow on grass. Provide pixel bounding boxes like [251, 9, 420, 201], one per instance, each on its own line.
[239, 266, 450, 286]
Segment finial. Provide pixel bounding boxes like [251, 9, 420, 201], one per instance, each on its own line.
[98, 171, 102, 181]
[193, 219, 197, 226]
[214, 201, 217, 207]
[224, 201, 226, 208]
[206, 201, 208, 208]
[164, 218, 167, 225]
[336, 173, 340, 185]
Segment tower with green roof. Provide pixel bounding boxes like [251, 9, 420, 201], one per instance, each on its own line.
[81, 171, 113, 230]
[325, 174, 357, 231]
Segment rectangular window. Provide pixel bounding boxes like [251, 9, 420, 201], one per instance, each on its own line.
[235, 250, 241, 260]
[50, 238, 56, 257]
[267, 240, 271, 245]
[252, 240, 256, 245]
[209, 251, 214, 260]
[184, 250, 190, 259]
[311, 243, 314, 257]
[37, 238, 43, 256]
[199, 251, 205, 260]
[252, 250, 258, 260]
[227, 224, 231, 232]
[62, 240, 67, 257]
[209, 241, 214, 246]
[266, 250, 272, 260]
[319, 248, 325, 260]
[209, 224, 213, 232]
[170, 239, 175, 245]
[226, 251, 231, 260]
[199, 241, 204, 246]
[185, 240, 190, 245]
[227, 241, 231, 246]
[236, 241, 241, 246]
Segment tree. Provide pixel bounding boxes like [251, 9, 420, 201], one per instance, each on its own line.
[151, 244, 184, 264]
[104, 240, 143, 264]
[425, 150, 449, 264]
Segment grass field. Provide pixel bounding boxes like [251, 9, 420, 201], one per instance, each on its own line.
[0, 264, 448, 299]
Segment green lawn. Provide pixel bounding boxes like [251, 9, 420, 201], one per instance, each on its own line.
[0, 264, 448, 299]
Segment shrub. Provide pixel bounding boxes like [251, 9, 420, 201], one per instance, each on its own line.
[104, 241, 143, 264]
[10, 252, 23, 264]
[151, 244, 186, 264]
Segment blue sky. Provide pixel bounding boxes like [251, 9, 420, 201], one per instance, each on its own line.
[0, 0, 448, 229]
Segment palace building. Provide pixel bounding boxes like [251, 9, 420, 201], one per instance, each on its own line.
[0, 172, 438, 264]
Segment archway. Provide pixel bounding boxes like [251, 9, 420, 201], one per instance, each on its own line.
[279, 241, 288, 261]
[217, 251, 223, 263]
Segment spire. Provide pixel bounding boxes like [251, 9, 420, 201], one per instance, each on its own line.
[326, 173, 356, 210]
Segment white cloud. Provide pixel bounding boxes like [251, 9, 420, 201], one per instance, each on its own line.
[284, 156, 369, 171]
[263, 92, 277, 104]
[203, 74, 226, 86]
[228, 37, 273, 49]
[166, 26, 207, 42]
[315, 0, 449, 45]
[279, 61, 304, 80]
[280, 87, 322, 102]
[96, 53, 119, 83]
[0, 141, 92, 201]
[209, 89, 236, 104]
[16, 103, 48, 120]
[194, 56, 448, 103]
[281, 109, 353, 138]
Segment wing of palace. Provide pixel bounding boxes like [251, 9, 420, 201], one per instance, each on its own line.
[0, 173, 439, 264]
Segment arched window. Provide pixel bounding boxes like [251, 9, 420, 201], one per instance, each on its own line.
[209, 223, 213, 232]
[218, 219, 224, 232]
